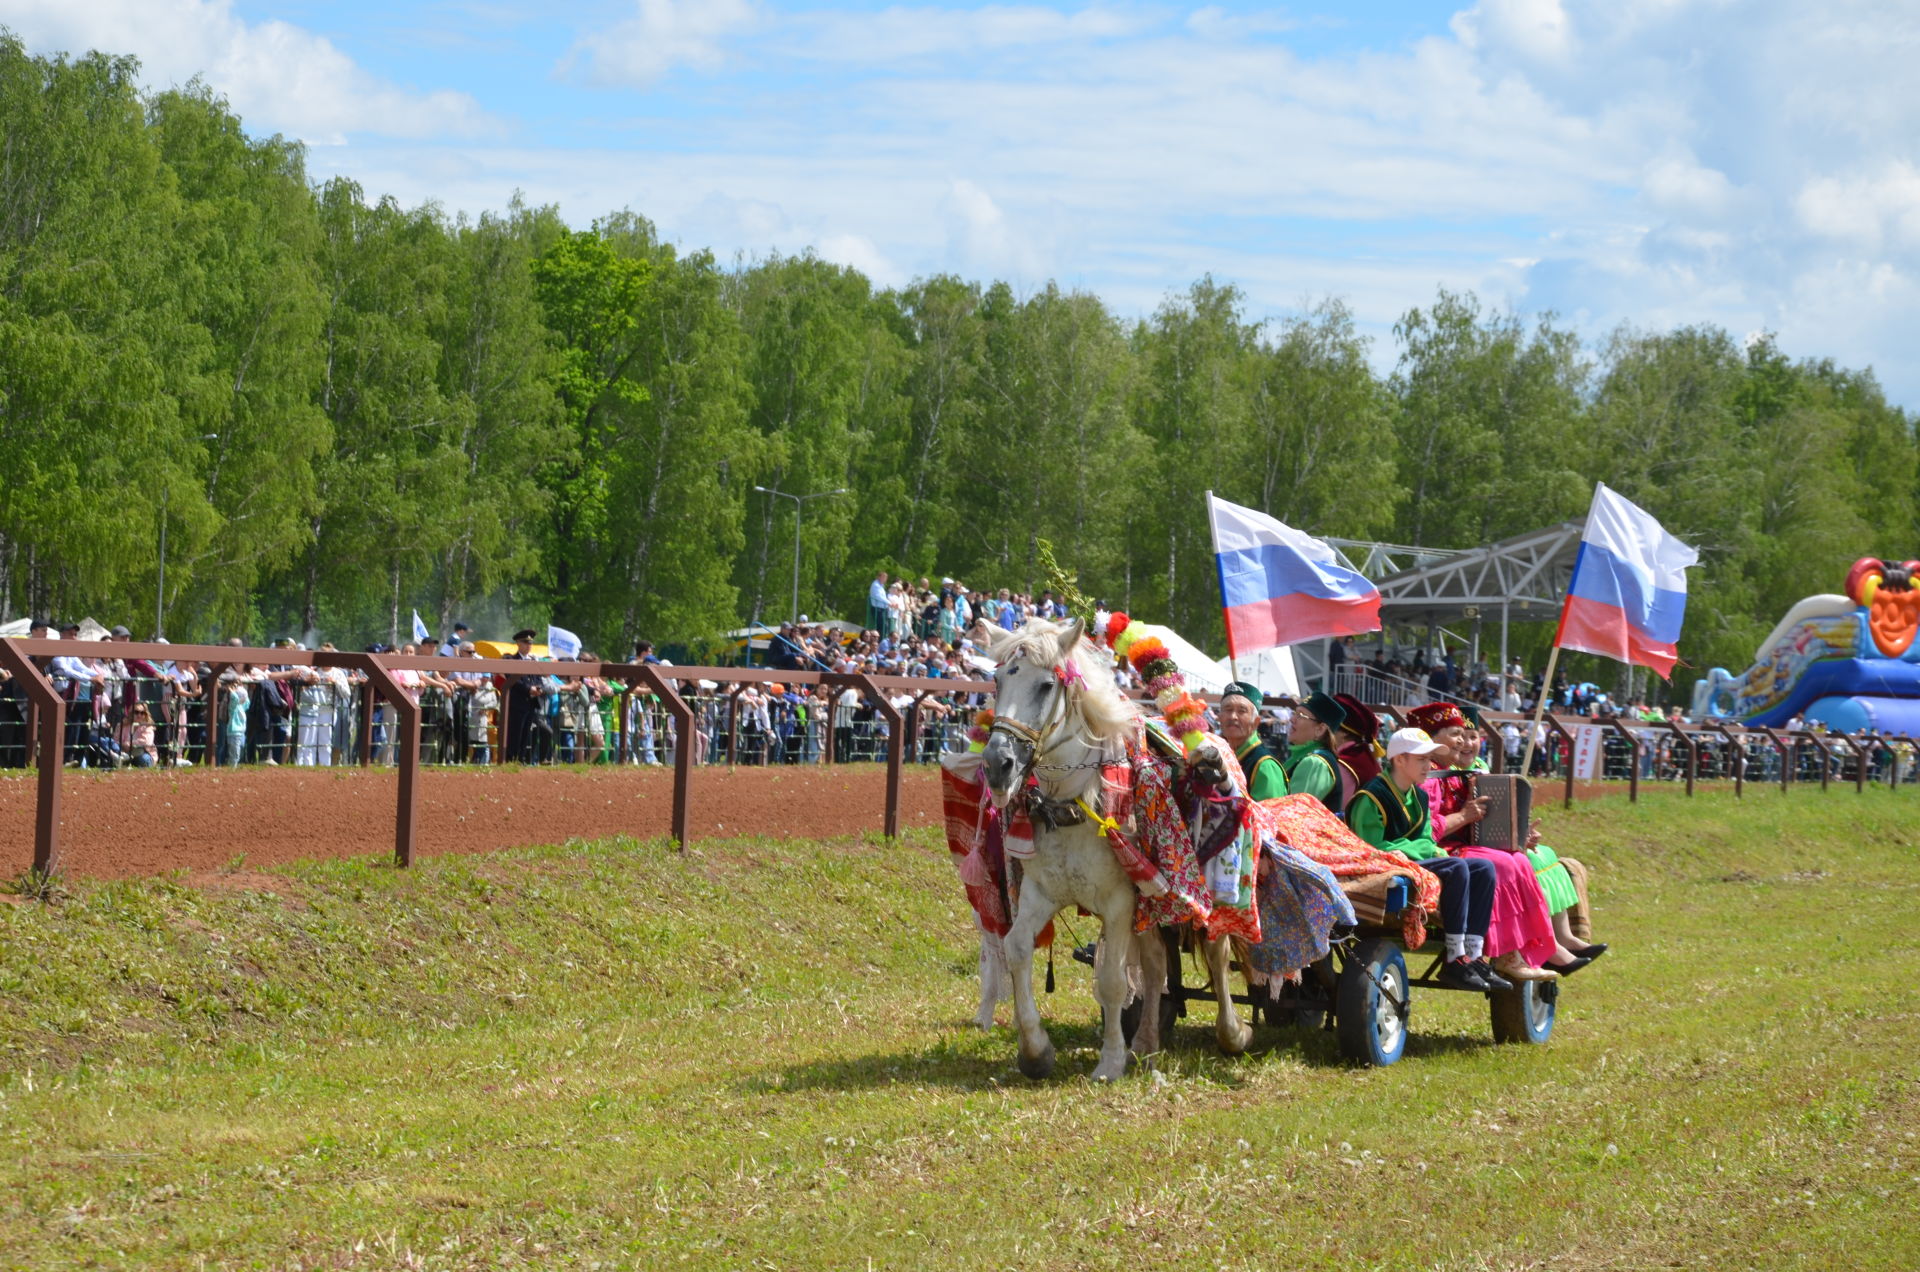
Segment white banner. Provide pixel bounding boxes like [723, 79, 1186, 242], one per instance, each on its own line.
[1572, 724, 1606, 780]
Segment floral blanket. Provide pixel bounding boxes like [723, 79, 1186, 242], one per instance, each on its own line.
[1255, 794, 1441, 948]
[939, 735, 1362, 982]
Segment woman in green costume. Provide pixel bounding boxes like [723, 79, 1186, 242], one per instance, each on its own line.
[1283, 690, 1349, 812]
[1216, 681, 1288, 800]
[1457, 710, 1608, 966]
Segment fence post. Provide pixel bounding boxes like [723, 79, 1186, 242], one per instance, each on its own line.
[632, 664, 694, 849]
[726, 685, 744, 766]
[1809, 731, 1830, 791]
[358, 678, 376, 767]
[615, 686, 631, 765]
[326, 652, 421, 867]
[204, 664, 227, 769]
[1541, 712, 1575, 809]
[1665, 720, 1698, 796]
[1842, 734, 1870, 793]
[834, 673, 904, 838]
[0, 641, 65, 877]
[1708, 724, 1743, 798]
[1602, 717, 1641, 803]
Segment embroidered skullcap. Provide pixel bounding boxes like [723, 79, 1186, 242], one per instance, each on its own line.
[1405, 702, 1467, 734]
[1222, 681, 1263, 708]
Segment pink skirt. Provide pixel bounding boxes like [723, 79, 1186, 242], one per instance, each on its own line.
[1452, 846, 1557, 966]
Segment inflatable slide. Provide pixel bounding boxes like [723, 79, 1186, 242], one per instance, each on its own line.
[1693, 558, 1920, 731]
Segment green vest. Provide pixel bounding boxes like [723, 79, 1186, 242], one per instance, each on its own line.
[1234, 735, 1288, 801]
[1348, 773, 1429, 842]
[1284, 741, 1343, 811]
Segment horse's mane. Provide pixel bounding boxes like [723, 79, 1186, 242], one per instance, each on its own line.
[994, 618, 1140, 744]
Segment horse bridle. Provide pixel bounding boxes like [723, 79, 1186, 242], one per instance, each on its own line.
[988, 666, 1113, 779]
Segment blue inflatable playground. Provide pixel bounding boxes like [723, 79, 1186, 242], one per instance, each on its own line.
[1693, 557, 1920, 733]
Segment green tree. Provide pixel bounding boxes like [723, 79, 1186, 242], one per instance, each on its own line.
[145, 83, 329, 637]
[1391, 289, 1589, 548]
[1129, 277, 1253, 638]
[0, 40, 185, 625]
[1245, 298, 1398, 541]
[726, 254, 873, 625]
[534, 215, 753, 648]
[428, 200, 569, 636]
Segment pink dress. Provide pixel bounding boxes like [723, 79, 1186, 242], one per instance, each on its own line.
[1423, 772, 1557, 966]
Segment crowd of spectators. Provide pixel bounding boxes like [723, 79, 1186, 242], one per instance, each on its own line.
[4, 591, 1907, 787]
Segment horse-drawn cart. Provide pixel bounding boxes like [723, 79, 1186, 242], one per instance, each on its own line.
[1132, 875, 1560, 1067]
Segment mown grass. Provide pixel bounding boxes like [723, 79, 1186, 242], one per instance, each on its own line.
[0, 787, 1916, 1270]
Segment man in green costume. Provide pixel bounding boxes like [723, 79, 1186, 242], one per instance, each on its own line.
[1347, 727, 1509, 993]
[1284, 690, 1348, 811]
[1216, 681, 1288, 800]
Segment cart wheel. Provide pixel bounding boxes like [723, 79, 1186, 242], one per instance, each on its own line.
[1334, 938, 1409, 1066]
[1489, 978, 1558, 1044]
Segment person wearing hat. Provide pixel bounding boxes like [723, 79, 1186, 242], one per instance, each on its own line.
[1452, 707, 1607, 969]
[1459, 704, 1495, 773]
[1348, 727, 1509, 993]
[501, 628, 548, 763]
[1217, 681, 1288, 800]
[1405, 702, 1567, 984]
[1331, 691, 1381, 788]
[1283, 690, 1349, 812]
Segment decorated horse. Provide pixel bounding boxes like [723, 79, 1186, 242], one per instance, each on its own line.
[962, 616, 1257, 1079]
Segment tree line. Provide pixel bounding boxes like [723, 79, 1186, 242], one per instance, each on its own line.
[2, 38, 1912, 695]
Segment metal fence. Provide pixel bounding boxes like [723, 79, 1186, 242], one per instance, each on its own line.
[3, 638, 1908, 878]
[0, 638, 999, 876]
[0, 677, 984, 772]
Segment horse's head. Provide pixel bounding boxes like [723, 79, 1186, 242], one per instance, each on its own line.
[981, 618, 1083, 807]
[981, 616, 1140, 808]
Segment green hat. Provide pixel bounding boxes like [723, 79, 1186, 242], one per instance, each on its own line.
[1222, 681, 1263, 708]
[1462, 703, 1490, 732]
[1301, 690, 1348, 733]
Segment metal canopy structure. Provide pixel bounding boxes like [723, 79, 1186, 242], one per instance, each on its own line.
[1300, 520, 1586, 690]
[1368, 520, 1584, 630]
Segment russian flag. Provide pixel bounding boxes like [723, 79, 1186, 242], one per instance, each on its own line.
[1208, 493, 1381, 656]
[1556, 484, 1699, 679]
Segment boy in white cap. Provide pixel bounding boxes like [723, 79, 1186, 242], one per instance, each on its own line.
[1347, 728, 1508, 993]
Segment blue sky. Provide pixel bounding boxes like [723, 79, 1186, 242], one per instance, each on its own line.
[7, 0, 1920, 404]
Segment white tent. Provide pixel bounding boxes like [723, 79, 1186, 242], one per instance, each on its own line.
[1211, 646, 1301, 701]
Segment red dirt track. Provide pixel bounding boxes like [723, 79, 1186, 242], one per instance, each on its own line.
[0, 765, 945, 879]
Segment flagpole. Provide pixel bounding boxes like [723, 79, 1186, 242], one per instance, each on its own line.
[1518, 642, 1563, 778]
[1206, 490, 1239, 674]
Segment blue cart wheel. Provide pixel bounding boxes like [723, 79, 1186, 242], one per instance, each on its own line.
[1489, 978, 1558, 1044]
[1334, 938, 1409, 1066]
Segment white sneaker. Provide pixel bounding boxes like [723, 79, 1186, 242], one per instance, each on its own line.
[263, 757, 279, 766]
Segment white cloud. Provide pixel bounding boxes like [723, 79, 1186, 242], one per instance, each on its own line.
[1451, 0, 1575, 66]
[1795, 162, 1920, 254]
[562, 0, 759, 86]
[0, 0, 494, 144]
[786, 4, 1147, 62]
[816, 232, 900, 285]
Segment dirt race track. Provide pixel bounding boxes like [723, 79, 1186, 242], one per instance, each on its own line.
[0, 764, 947, 879]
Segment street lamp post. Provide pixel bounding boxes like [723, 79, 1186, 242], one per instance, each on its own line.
[752, 485, 848, 624]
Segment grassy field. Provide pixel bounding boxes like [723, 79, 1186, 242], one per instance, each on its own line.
[1, 787, 1916, 1270]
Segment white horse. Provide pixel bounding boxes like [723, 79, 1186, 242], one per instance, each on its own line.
[978, 617, 1250, 1080]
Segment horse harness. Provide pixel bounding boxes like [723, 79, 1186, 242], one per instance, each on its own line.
[989, 683, 1124, 837]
